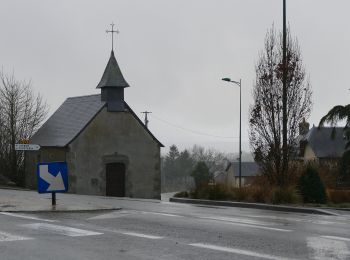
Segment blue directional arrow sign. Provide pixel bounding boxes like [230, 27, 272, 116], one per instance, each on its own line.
[37, 162, 68, 194]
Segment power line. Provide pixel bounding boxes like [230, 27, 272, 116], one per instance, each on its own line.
[151, 114, 239, 139]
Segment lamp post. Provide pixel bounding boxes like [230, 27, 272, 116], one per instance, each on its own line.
[282, 0, 288, 187]
[222, 77, 242, 188]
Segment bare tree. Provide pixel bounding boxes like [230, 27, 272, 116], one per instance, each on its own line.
[249, 26, 312, 186]
[190, 145, 228, 174]
[0, 71, 48, 185]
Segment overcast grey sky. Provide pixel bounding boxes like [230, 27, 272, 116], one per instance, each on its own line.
[1, 0, 349, 154]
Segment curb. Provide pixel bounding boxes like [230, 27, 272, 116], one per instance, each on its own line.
[0, 207, 121, 213]
[0, 186, 31, 191]
[169, 197, 336, 216]
[322, 207, 350, 212]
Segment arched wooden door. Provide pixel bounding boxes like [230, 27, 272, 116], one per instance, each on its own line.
[106, 163, 125, 197]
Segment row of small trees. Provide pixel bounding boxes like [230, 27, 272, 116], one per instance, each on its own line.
[161, 145, 232, 192]
[0, 72, 47, 186]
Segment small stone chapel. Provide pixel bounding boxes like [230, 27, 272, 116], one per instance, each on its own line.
[25, 30, 163, 199]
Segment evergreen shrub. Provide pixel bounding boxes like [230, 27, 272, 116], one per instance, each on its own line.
[298, 165, 327, 203]
[190, 161, 210, 188]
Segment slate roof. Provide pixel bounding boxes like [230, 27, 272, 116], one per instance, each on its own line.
[31, 94, 163, 147]
[96, 51, 129, 89]
[300, 126, 348, 158]
[230, 162, 259, 177]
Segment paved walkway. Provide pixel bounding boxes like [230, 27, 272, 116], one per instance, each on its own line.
[0, 188, 120, 212]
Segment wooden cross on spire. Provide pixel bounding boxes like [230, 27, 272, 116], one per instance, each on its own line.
[106, 23, 119, 51]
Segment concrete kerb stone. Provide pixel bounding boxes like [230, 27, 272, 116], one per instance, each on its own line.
[169, 197, 337, 216]
[322, 207, 350, 212]
[0, 186, 31, 191]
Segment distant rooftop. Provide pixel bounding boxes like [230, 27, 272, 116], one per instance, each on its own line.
[231, 161, 259, 177]
[300, 126, 348, 158]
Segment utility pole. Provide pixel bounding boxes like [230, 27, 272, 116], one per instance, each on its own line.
[141, 111, 152, 128]
[282, 0, 288, 186]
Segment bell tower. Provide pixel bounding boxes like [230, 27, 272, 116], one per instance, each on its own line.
[96, 23, 129, 111]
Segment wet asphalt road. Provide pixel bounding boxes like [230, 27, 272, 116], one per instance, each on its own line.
[0, 198, 349, 260]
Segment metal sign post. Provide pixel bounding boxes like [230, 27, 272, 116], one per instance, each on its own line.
[52, 193, 56, 206]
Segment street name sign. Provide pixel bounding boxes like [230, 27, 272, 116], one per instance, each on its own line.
[15, 144, 40, 151]
[37, 162, 68, 194]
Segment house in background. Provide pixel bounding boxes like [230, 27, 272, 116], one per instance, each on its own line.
[214, 161, 259, 187]
[213, 162, 234, 187]
[25, 50, 163, 199]
[298, 119, 348, 165]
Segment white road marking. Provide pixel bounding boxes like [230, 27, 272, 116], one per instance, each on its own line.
[199, 216, 292, 232]
[189, 243, 298, 260]
[0, 212, 57, 222]
[121, 232, 163, 239]
[201, 216, 273, 226]
[87, 210, 138, 220]
[307, 236, 350, 260]
[82, 225, 163, 240]
[242, 215, 338, 226]
[321, 236, 350, 242]
[88, 210, 183, 220]
[304, 220, 337, 225]
[142, 212, 183, 218]
[88, 212, 117, 220]
[21, 223, 103, 237]
[244, 214, 338, 226]
[0, 231, 33, 242]
[160, 201, 173, 205]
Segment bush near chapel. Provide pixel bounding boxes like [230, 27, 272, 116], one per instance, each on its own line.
[298, 165, 327, 204]
[190, 161, 211, 189]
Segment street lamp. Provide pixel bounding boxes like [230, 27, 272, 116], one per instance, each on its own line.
[222, 77, 242, 188]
